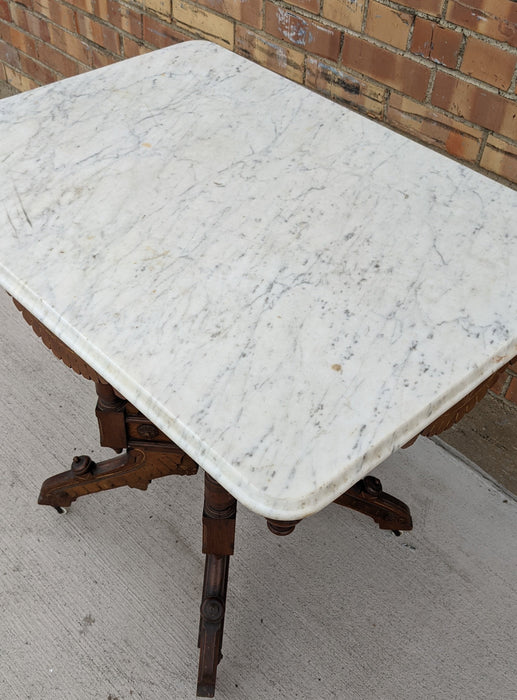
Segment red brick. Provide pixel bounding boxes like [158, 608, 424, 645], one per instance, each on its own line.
[195, 0, 262, 28]
[0, 61, 6, 81]
[387, 92, 483, 162]
[107, 0, 143, 38]
[365, 1, 413, 51]
[71, 0, 125, 19]
[122, 35, 150, 57]
[36, 40, 83, 76]
[10, 4, 51, 42]
[306, 55, 385, 117]
[235, 25, 304, 82]
[5, 65, 38, 90]
[446, 0, 517, 48]
[489, 370, 510, 396]
[393, 0, 443, 18]
[0, 38, 21, 69]
[265, 3, 341, 61]
[173, 0, 234, 47]
[142, 15, 191, 48]
[64, 0, 96, 13]
[510, 358, 517, 373]
[480, 135, 517, 184]
[76, 13, 121, 54]
[32, 0, 77, 32]
[341, 34, 431, 101]
[428, 25, 462, 68]
[472, 0, 517, 17]
[432, 71, 517, 140]
[461, 37, 516, 90]
[321, 0, 366, 31]
[5, 25, 37, 56]
[411, 17, 462, 69]
[93, 0, 108, 17]
[505, 377, 517, 403]
[19, 52, 57, 83]
[0, 0, 11, 22]
[48, 23, 92, 64]
[90, 45, 117, 67]
[145, 0, 170, 18]
[13, 0, 33, 10]
[411, 17, 432, 55]
[288, 0, 319, 14]
[75, 0, 140, 29]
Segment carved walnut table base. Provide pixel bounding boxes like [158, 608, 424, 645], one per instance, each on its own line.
[15, 300, 514, 697]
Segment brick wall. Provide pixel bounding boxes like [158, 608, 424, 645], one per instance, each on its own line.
[1, 0, 517, 405]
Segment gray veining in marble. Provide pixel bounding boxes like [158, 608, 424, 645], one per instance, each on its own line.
[1, 41, 516, 519]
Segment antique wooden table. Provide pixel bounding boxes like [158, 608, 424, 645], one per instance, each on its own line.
[1, 41, 516, 697]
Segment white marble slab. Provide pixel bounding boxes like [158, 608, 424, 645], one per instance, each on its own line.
[1, 41, 516, 520]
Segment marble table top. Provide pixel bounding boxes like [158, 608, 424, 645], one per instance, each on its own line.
[1, 41, 516, 520]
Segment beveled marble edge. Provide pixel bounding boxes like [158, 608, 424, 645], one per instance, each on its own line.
[4, 270, 516, 520]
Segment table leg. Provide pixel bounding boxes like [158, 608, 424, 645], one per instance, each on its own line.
[197, 474, 236, 698]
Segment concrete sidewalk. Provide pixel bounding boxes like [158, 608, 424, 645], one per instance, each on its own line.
[1, 289, 516, 700]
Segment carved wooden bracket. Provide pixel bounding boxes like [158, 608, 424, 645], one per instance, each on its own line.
[334, 475, 413, 532]
[12, 298, 107, 384]
[402, 359, 515, 447]
[38, 442, 197, 509]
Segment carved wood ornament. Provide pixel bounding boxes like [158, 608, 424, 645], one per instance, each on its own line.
[402, 363, 513, 447]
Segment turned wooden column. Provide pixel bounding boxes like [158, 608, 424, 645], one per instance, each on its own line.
[197, 474, 237, 698]
[94, 381, 127, 452]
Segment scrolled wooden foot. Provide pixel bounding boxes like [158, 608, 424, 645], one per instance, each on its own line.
[334, 476, 413, 532]
[38, 442, 197, 509]
[197, 474, 236, 698]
